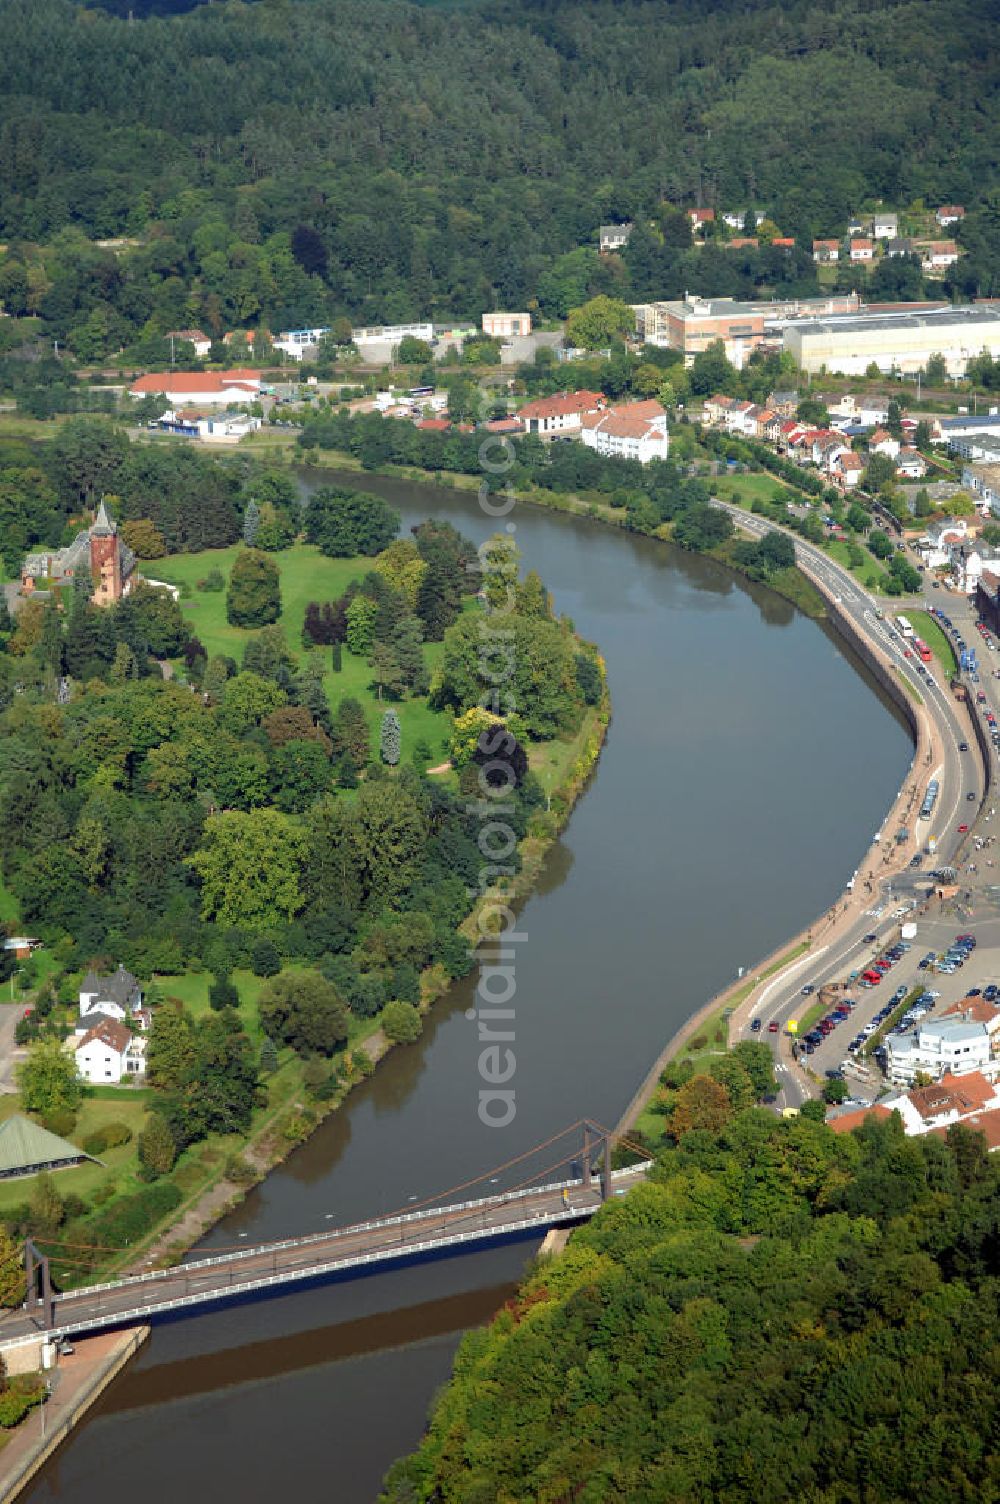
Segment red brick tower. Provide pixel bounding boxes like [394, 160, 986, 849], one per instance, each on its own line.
[89, 500, 122, 606]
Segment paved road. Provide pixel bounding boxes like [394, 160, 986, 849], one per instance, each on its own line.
[712, 501, 985, 1108]
[0, 1167, 649, 1345]
[0, 1003, 25, 1095]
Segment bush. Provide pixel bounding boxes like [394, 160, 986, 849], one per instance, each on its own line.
[197, 568, 225, 592]
[0, 1381, 45, 1429]
[351, 1048, 375, 1078]
[41, 1108, 77, 1138]
[381, 1000, 423, 1045]
[81, 1181, 182, 1248]
[224, 1153, 260, 1187]
[83, 1121, 132, 1155]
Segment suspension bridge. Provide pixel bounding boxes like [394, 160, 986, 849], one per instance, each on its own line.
[1, 1121, 651, 1351]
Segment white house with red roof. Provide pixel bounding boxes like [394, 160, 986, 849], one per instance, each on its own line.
[869, 428, 901, 459]
[580, 401, 668, 465]
[75, 1019, 146, 1084]
[849, 238, 874, 262]
[518, 391, 604, 437]
[833, 450, 864, 489]
[129, 370, 262, 406]
[935, 206, 965, 226]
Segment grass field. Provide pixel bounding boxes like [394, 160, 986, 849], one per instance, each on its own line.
[909, 611, 958, 675]
[152, 543, 456, 761]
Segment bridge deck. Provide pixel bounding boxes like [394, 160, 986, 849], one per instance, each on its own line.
[0, 1166, 649, 1348]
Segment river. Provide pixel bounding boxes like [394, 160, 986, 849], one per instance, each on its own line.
[24, 472, 912, 1503]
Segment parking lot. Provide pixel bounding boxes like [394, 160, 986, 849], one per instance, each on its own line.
[788, 912, 1000, 1101]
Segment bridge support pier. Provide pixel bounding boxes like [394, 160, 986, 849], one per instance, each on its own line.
[581, 1121, 613, 1202]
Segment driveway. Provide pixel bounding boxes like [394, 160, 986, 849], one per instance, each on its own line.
[0, 1002, 26, 1093]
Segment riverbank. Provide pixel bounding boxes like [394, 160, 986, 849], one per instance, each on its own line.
[119, 687, 610, 1275]
[0, 1327, 148, 1504]
[249, 438, 831, 620]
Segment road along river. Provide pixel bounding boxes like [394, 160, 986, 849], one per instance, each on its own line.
[23, 474, 913, 1504]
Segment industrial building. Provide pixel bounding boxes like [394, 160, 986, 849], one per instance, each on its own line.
[633, 292, 860, 368]
[782, 305, 1000, 377]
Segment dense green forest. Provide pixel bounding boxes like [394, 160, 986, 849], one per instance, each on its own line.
[383, 1103, 1000, 1503]
[1, 0, 998, 357]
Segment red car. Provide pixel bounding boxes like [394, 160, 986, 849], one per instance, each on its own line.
[958, 824, 969, 833]
[768, 1020, 779, 1033]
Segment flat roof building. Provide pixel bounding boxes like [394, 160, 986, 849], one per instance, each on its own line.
[783, 305, 1000, 377]
[632, 296, 765, 369]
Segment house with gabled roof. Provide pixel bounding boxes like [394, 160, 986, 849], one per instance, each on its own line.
[75, 1019, 146, 1085]
[79, 963, 142, 1021]
[518, 391, 605, 437]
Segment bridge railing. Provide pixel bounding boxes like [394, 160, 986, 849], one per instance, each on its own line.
[12, 1192, 648, 1344]
[51, 1163, 652, 1307]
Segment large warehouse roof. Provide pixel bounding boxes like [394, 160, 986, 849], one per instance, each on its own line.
[786, 305, 1000, 337]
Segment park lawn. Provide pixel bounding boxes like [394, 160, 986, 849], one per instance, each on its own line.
[712, 474, 785, 508]
[909, 611, 958, 675]
[825, 537, 889, 591]
[152, 543, 456, 762]
[0, 1092, 151, 1214]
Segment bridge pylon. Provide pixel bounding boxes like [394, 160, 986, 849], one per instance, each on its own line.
[580, 1120, 613, 1202]
[24, 1240, 53, 1331]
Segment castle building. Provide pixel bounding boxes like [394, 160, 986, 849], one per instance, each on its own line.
[21, 501, 137, 607]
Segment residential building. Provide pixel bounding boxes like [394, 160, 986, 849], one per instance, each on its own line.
[129, 370, 262, 405]
[962, 462, 1000, 513]
[768, 389, 800, 417]
[923, 240, 960, 274]
[873, 211, 898, 240]
[812, 239, 840, 262]
[702, 394, 734, 426]
[830, 1070, 1000, 1139]
[632, 296, 764, 369]
[834, 451, 864, 488]
[598, 224, 633, 253]
[580, 401, 668, 465]
[75, 1019, 146, 1085]
[273, 327, 329, 359]
[727, 237, 759, 250]
[79, 964, 143, 1021]
[156, 409, 262, 443]
[518, 390, 604, 437]
[721, 210, 765, 231]
[884, 1014, 993, 1086]
[20, 501, 137, 607]
[687, 209, 715, 233]
[849, 238, 875, 262]
[936, 206, 965, 226]
[847, 217, 867, 235]
[947, 431, 1000, 463]
[885, 238, 914, 259]
[869, 428, 900, 459]
[896, 447, 927, 479]
[827, 394, 889, 427]
[165, 328, 212, 358]
[771, 237, 795, 250]
[783, 305, 1000, 377]
[481, 311, 533, 339]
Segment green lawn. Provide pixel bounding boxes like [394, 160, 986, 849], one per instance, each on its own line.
[909, 611, 958, 675]
[712, 474, 787, 508]
[152, 543, 456, 761]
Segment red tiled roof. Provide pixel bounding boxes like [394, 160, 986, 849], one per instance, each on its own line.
[813, 239, 839, 249]
[416, 418, 450, 430]
[772, 238, 795, 246]
[130, 370, 261, 395]
[590, 414, 664, 440]
[828, 1105, 892, 1134]
[941, 999, 1000, 1029]
[688, 208, 715, 222]
[76, 1019, 132, 1056]
[929, 1107, 1000, 1151]
[519, 391, 604, 420]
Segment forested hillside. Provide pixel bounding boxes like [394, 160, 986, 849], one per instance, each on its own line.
[1, 0, 998, 351]
[383, 1109, 1000, 1503]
